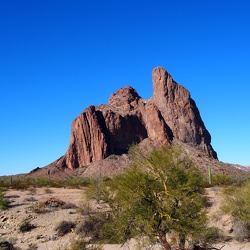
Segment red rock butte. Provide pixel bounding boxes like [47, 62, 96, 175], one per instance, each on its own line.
[56, 67, 217, 170]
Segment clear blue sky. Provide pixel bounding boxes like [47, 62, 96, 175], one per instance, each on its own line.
[1, 0, 249, 175]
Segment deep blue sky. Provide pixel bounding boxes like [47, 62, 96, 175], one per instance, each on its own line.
[1, 1, 249, 175]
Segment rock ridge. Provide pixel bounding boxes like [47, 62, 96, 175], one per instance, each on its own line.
[56, 67, 217, 171]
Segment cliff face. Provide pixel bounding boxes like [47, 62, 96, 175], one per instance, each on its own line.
[152, 67, 217, 158]
[57, 67, 217, 170]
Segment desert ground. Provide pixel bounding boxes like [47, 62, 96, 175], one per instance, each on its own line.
[1, 187, 250, 250]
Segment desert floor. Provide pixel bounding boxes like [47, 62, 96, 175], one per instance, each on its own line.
[1, 187, 250, 250]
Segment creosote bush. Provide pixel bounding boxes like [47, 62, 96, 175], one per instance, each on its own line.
[86, 146, 210, 249]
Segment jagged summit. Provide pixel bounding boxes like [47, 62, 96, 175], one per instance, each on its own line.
[52, 67, 217, 171]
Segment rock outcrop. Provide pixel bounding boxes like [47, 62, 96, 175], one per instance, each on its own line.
[56, 67, 217, 170]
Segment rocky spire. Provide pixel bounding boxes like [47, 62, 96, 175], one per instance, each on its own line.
[152, 66, 217, 158]
[56, 67, 217, 170]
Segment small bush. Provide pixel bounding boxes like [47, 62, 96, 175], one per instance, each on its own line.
[55, 220, 75, 236]
[19, 220, 36, 233]
[233, 220, 250, 241]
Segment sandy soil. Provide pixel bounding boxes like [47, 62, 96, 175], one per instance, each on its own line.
[0, 187, 85, 250]
[1, 187, 250, 250]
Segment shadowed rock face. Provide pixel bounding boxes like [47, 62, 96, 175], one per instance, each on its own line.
[57, 67, 217, 170]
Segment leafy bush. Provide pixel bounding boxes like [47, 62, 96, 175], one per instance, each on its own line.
[87, 146, 208, 249]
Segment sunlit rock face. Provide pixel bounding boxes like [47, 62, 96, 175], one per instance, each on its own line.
[57, 67, 217, 170]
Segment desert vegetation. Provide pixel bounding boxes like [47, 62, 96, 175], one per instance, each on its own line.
[1, 146, 250, 250]
[85, 146, 223, 249]
[0, 175, 94, 190]
[221, 180, 250, 241]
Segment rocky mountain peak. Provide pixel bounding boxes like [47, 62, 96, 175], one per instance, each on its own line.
[53, 67, 217, 171]
[108, 86, 142, 111]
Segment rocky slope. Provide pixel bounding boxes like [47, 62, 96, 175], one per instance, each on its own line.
[50, 67, 217, 173]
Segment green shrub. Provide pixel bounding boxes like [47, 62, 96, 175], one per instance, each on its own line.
[86, 146, 208, 249]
